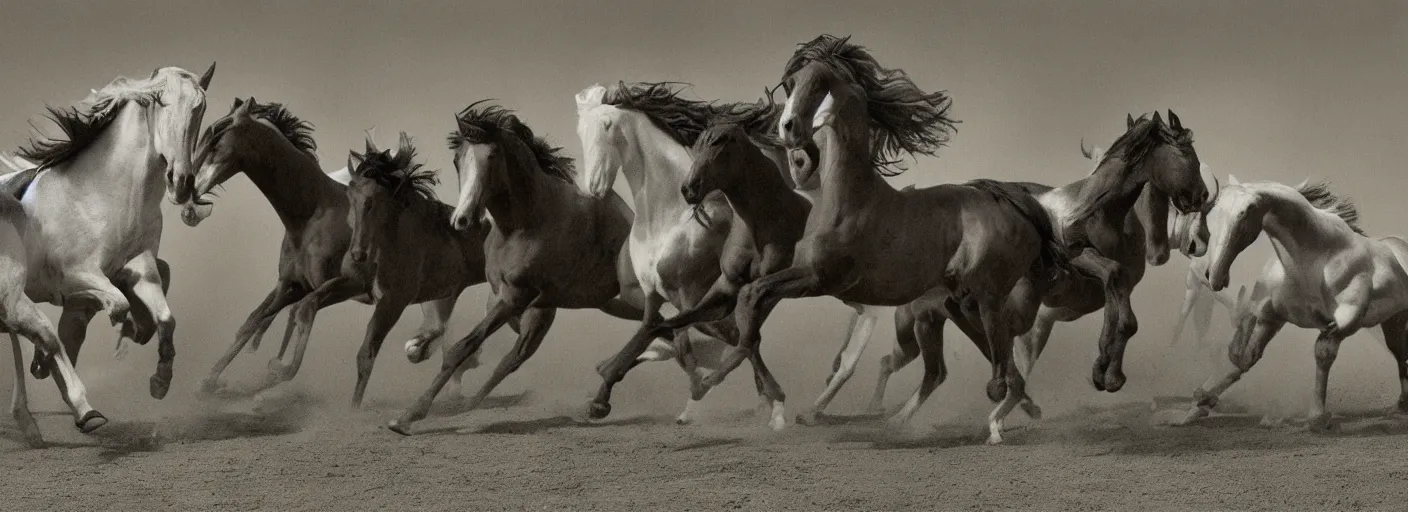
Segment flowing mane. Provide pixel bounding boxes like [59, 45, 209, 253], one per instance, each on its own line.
[16, 69, 199, 169]
[353, 136, 439, 201]
[1097, 115, 1194, 170]
[449, 100, 576, 183]
[1295, 180, 1366, 236]
[599, 82, 717, 147]
[203, 98, 319, 161]
[712, 96, 784, 147]
[782, 34, 958, 175]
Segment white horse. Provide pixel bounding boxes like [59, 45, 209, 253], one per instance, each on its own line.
[11, 64, 214, 401]
[577, 84, 884, 428]
[1173, 177, 1408, 429]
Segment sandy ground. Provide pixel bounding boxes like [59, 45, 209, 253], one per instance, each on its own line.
[6, 383, 1408, 511]
[4, 295, 1408, 511]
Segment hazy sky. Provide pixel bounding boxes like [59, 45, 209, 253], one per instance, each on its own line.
[1, 1, 1405, 421]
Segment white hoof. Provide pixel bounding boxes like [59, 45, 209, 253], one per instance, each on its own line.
[768, 401, 787, 431]
[676, 399, 700, 425]
[987, 432, 1004, 445]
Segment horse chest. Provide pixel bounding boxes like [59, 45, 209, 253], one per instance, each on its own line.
[630, 221, 719, 294]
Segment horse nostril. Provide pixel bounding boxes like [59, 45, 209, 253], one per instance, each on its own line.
[166, 170, 174, 185]
[680, 185, 690, 198]
[783, 119, 795, 135]
[453, 216, 469, 231]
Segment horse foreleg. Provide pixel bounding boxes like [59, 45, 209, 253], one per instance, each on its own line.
[800, 305, 877, 424]
[1069, 249, 1133, 392]
[1171, 268, 1202, 346]
[588, 291, 667, 420]
[389, 290, 532, 435]
[1174, 313, 1283, 426]
[461, 307, 556, 412]
[201, 280, 303, 393]
[673, 330, 708, 425]
[705, 266, 822, 391]
[978, 293, 1028, 445]
[9, 299, 103, 434]
[351, 297, 410, 408]
[119, 255, 177, 399]
[9, 332, 42, 448]
[115, 258, 171, 359]
[267, 277, 363, 386]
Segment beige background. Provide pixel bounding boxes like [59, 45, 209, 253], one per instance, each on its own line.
[0, 0, 1404, 423]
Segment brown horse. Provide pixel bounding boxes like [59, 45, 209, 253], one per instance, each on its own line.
[185, 98, 469, 395]
[388, 102, 641, 435]
[344, 132, 491, 407]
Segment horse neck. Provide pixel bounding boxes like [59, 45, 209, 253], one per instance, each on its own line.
[1078, 156, 1147, 221]
[816, 101, 895, 209]
[239, 129, 343, 227]
[1261, 192, 1356, 270]
[720, 148, 808, 240]
[618, 116, 694, 232]
[484, 157, 562, 232]
[62, 105, 164, 200]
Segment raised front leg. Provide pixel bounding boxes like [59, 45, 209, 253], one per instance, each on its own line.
[588, 291, 666, 420]
[389, 288, 534, 435]
[264, 277, 364, 388]
[703, 266, 825, 409]
[113, 257, 170, 360]
[1173, 311, 1285, 426]
[1069, 248, 1136, 393]
[118, 255, 177, 399]
[351, 297, 411, 408]
[201, 280, 305, 394]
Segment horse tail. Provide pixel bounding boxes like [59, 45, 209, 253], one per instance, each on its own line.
[965, 179, 1070, 282]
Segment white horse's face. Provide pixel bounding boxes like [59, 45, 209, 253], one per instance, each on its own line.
[576, 104, 625, 198]
[153, 64, 215, 205]
[1204, 180, 1264, 291]
[450, 141, 498, 231]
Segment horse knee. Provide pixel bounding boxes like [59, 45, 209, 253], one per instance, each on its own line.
[1116, 315, 1138, 340]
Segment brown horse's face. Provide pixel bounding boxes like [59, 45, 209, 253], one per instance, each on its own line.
[450, 141, 500, 231]
[345, 168, 393, 267]
[1145, 112, 1214, 215]
[682, 125, 748, 205]
[777, 61, 834, 185]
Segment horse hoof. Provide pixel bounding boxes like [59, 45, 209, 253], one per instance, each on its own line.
[1020, 401, 1043, 421]
[1305, 415, 1336, 433]
[76, 410, 108, 433]
[199, 378, 225, 395]
[149, 374, 171, 400]
[768, 416, 787, 432]
[404, 343, 428, 364]
[29, 358, 49, 380]
[1103, 370, 1127, 393]
[987, 434, 1004, 445]
[675, 415, 693, 426]
[985, 379, 1007, 403]
[795, 411, 820, 426]
[586, 402, 611, 420]
[387, 419, 413, 436]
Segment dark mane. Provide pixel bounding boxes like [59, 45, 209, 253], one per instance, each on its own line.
[17, 74, 177, 170]
[204, 98, 319, 161]
[712, 97, 784, 147]
[782, 34, 959, 176]
[352, 139, 439, 201]
[1097, 115, 1194, 170]
[601, 82, 717, 146]
[1296, 181, 1366, 236]
[449, 100, 576, 183]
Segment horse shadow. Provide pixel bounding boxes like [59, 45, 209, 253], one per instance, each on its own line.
[470, 414, 665, 435]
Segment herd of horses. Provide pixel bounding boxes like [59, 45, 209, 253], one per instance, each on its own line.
[5, 34, 1408, 449]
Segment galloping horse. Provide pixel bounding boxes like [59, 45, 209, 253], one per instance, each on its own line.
[344, 131, 489, 407]
[1173, 178, 1408, 429]
[12, 64, 215, 400]
[703, 35, 1067, 443]
[388, 102, 641, 435]
[185, 98, 473, 396]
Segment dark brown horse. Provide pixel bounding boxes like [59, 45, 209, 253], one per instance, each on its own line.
[388, 102, 642, 435]
[185, 98, 467, 395]
[344, 132, 491, 407]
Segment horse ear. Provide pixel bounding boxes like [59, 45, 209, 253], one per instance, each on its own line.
[198, 62, 216, 91]
[1167, 109, 1182, 130]
[397, 131, 413, 154]
[1126, 113, 1135, 129]
[232, 97, 253, 120]
[1151, 111, 1164, 126]
[1228, 174, 1240, 185]
[347, 151, 364, 173]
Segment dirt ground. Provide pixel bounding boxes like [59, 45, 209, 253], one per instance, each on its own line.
[6, 384, 1408, 511]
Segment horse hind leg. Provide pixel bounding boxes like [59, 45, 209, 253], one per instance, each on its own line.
[886, 304, 948, 428]
[1380, 313, 1408, 414]
[865, 315, 919, 416]
[9, 332, 43, 448]
[799, 306, 877, 425]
